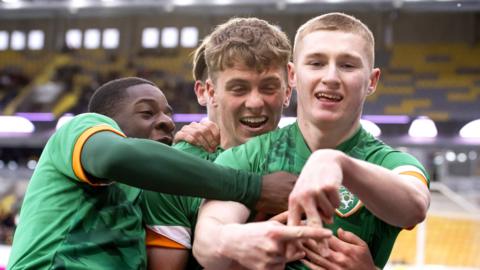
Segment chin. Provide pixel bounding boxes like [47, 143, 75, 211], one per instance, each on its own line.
[309, 114, 339, 125]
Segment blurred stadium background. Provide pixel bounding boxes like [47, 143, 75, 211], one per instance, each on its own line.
[0, 0, 479, 269]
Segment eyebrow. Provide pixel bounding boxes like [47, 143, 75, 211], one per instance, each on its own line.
[305, 52, 362, 62]
[225, 75, 283, 86]
[337, 53, 363, 62]
[260, 76, 282, 84]
[225, 78, 250, 88]
[134, 98, 157, 107]
[134, 98, 173, 114]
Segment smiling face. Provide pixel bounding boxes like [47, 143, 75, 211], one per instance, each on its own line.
[207, 63, 291, 148]
[113, 83, 175, 145]
[290, 30, 380, 134]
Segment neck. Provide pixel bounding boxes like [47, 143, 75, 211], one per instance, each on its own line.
[298, 116, 360, 151]
[207, 111, 216, 124]
[220, 131, 237, 150]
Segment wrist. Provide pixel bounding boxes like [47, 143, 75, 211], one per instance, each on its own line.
[336, 152, 355, 189]
[217, 224, 239, 260]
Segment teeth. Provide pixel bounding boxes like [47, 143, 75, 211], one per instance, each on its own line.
[241, 116, 267, 124]
[315, 92, 342, 101]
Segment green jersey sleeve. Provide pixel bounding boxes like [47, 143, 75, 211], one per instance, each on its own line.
[142, 191, 202, 249]
[380, 151, 430, 188]
[50, 113, 124, 185]
[81, 132, 262, 208]
[142, 141, 221, 249]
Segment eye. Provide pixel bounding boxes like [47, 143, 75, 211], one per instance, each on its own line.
[140, 111, 154, 118]
[261, 84, 280, 94]
[340, 63, 356, 69]
[229, 86, 248, 95]
[306, 60, 324, 68]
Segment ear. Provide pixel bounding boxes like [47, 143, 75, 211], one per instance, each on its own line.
[287, 62, 296, 89]
[206, 78, 219, 107]
[367, 68, 381, 96]
[283, 85, 293, 108]
[193, 80, 207, 106]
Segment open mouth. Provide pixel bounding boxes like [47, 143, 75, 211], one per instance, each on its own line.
[239, 116, 268, 129]
[315, 92, 343, 102]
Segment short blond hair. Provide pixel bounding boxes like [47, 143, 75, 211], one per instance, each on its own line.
[205, 17, 291, 81]
[293, 12, 375, 68]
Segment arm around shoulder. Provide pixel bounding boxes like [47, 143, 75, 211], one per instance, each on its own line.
[81, 131, 263, 208]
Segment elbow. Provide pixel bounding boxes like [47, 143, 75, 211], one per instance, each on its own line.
[407, 206, 427, 228]
[192, 240, 206, 267]
[404, 192, 430, 228]
[193, 228, 234, 269]
[192, 238, 222, 269]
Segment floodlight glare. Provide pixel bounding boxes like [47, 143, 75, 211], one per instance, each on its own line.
[445, 151, 456, 162]
[56, 114, 75, 130]
[0, 116, 35, 133]
[408, 116, 437, 138]
[459, 119, 480, 139]
[360, 119, 381, 137]
[278, 117, 297, 128]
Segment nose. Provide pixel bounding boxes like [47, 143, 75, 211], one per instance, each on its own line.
[245, 90, 264, 112]
[321, 62, 341, 88]
[155, 113, 176, 134]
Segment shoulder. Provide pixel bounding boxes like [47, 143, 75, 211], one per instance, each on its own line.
[214, 125, 292, 169]
[355, 130, 430, 183]
[174, 141, 207, 155]
[71, 113, 120, 130]
[173, 141, 222, 162]
[56, 113, 122, 138]
[53, 113, 124, 146]
[234, 124, 291, 151]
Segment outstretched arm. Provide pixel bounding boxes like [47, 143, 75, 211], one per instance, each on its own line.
[81, 131, 261, 208]
[288, 149, 430, 228]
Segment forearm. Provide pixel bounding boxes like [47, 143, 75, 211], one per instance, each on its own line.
[81, 132, 261, 208]
[338, 153, 430, 227]
[193, 201, 250, 269]
[194, 217, 234, 269]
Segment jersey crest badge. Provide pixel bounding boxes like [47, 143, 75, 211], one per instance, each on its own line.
[335, 186, 363, 217]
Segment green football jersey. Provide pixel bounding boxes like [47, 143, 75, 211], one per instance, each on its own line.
[142, 142, 223, 248]
[142, 190, 202, 250]
[8, 113, 146, 270]
[142, 141, 223, 269]
[214, 122, 429, 269]
[173, 141, 224, 162]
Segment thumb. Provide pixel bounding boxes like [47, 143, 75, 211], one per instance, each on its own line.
[337, 228, 367, 247]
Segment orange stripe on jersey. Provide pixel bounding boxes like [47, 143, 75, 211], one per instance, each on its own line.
[399, 171, 428, 187]
[72, 124, 125, 186]
[145, 228, 187, 249]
